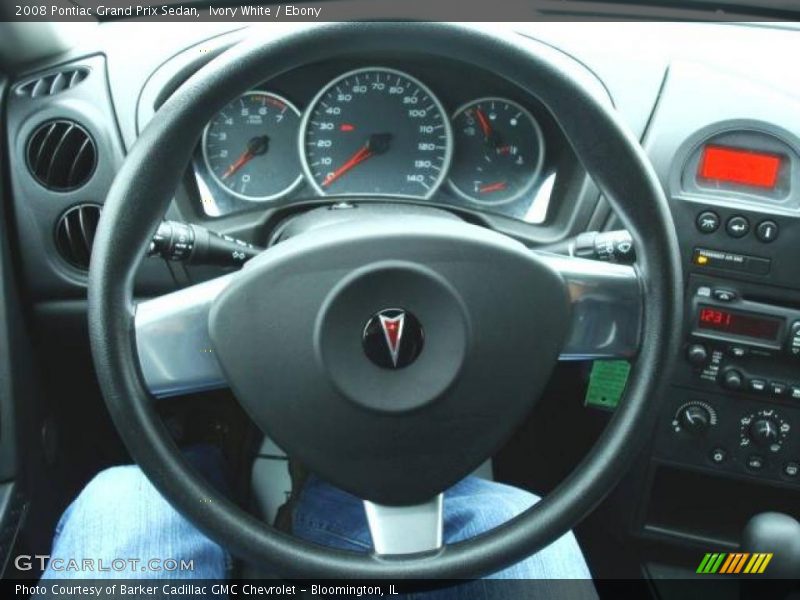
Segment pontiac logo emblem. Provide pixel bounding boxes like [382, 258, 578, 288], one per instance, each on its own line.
[362, 308, 424, 369]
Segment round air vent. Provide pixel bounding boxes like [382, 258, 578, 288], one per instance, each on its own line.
[26, 120, 97, 191]
[55, 204, 102, 270]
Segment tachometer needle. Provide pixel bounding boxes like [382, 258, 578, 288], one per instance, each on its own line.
[478, 181, 507, 194]
[221, 135, 269, 180]
[322, 133, 392, 188]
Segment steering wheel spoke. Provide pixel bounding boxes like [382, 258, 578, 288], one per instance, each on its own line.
[534, 253, 643, 361]
[134, 274, 234, 398]
[364, 495, 444, 555]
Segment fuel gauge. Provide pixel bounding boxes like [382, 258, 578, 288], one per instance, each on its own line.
[448, 97, 544, 205]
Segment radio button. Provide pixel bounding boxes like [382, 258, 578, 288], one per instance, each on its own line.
[696, 286, 712, 298]
[770, 382, 788, 396]
[787, 321, 800, 357]
[749, 379, 767, 393]
[729, 346, 748, 358]
[722, 369, 744, 391]
[790, 386, 800, 400]
[686, 344, 709, 367]
[712, 289, 737, 302]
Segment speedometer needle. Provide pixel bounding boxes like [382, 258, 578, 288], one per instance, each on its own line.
[322, 133, 392, 188]
[221, 135, 269, 180]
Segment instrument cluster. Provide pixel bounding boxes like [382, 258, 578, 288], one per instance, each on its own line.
[194, 62, 557, 222]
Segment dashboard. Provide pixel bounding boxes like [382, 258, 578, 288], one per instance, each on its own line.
[191, 58, 562, 222]
[4, 21, 800, 578]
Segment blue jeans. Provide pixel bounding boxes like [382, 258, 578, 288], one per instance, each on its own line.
[41, 446, 592, 595]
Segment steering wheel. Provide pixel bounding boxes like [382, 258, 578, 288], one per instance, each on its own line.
[88, 22, 682, 579]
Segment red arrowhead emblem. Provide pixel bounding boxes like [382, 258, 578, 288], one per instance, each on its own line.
[379, 313, 405, 368]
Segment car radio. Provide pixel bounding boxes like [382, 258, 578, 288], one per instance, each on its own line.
[683, 284, 800, 397]
[690, 289, 800, 355]
[653, 277, 800, 489]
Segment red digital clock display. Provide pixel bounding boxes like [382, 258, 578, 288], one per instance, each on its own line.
[697, 306, 782, 341]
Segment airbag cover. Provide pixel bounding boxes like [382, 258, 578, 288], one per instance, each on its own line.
[209, 215, 570, 504]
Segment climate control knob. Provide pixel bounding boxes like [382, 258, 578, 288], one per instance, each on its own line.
[673, 402, 716, 437]
[750, 418, 780, 447]
[679, 404, 711, 435]
[722, 369, 744, 391]
[740, 409, 790, 453]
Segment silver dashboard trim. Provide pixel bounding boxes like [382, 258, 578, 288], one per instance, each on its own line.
[134, 274, 234, 398]
[538, 252, 643, 360]
[133, 251, 641, 398]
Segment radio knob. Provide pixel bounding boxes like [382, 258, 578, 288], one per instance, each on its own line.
[679, 405, 711, 435]
[750, 418, 780, 447]
[722, 369, 744, 391]
[686, 343, 709, 367]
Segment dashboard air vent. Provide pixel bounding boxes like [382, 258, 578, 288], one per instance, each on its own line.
[26, 120, 96, 191]
[55, 204, 102, 270]
[15, 67, 89, 98]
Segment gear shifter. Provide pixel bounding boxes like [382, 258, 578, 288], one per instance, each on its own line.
[741, 512, 800, 579]
[739, 513, 800, 599]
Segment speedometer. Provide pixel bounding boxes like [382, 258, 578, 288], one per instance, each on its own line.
[300, 67, 452, 198]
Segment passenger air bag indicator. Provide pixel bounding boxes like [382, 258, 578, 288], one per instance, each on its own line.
[692, 248, 771, 275]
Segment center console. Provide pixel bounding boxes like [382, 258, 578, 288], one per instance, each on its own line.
[644, 119, 800, 547]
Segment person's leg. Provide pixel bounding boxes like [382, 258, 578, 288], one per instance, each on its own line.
[439, 476, 591, 579]
[41, 444, 230, 581]
[293, 475, 590, 578]
[292, 475, 594, 598]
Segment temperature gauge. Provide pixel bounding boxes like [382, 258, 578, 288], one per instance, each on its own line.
[447, 97, 544, 205]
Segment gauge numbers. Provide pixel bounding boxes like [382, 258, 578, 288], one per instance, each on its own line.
[448, 97, 545, 205]
[300, 67, 452, 199]
[203, 91, 303, 202]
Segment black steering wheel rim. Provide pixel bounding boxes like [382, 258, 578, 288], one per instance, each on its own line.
[88, 22, 682, 579]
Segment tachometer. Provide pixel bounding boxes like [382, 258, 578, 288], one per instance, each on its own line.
[300, 67, 452, 198]
[448, 97, 544, 205]
[203, 91, 303, 202]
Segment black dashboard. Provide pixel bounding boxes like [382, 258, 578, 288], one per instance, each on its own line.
[4, 20, 800, 580]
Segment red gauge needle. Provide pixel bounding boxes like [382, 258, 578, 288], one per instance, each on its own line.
[478, 181, 507, 194]
[475, 108, 492, 139]
[322, 133, 392, 188]
[221, 135, 269, 180]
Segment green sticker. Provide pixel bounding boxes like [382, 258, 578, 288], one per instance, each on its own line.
[585, 360, 631, 410]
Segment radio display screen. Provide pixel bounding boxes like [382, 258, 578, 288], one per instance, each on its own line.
[697, 305, 783, 341]
[698, 145, 783, 190]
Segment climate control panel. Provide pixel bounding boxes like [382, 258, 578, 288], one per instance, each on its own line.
[657, 390, 799, 486]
